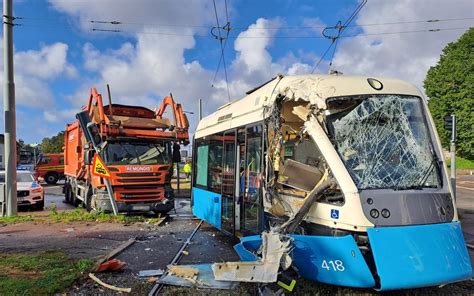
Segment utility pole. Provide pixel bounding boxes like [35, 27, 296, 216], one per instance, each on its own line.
[444, 114, 456, 199]
[450, 115, 456, 199]
[3, 0, 17, 216]
[198, 99, 202, 120]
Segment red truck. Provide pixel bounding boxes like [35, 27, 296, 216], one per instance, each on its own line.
[63, 87, 189, 214]
[34, 153, 64, 184]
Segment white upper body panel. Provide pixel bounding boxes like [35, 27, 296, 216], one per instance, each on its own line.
[195, 74, 423, 138]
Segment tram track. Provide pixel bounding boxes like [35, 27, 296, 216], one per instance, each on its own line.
[148, 219, 204, 296]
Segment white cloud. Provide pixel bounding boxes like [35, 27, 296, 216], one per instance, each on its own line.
[43, 108, 77, 123]
[15, 43, 77, 80]
[0, 41, 76, 109]
[332, 0, 473, 91]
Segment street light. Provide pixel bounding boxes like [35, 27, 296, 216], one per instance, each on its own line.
[31, 143, 39, 166]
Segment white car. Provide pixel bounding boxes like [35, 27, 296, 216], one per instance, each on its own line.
[0, 170, 45, 210]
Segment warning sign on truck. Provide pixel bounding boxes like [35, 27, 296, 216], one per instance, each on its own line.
[92, 154, 111, 178]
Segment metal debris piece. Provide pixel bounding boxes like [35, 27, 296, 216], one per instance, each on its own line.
[158, 264, 237, 290]
[212, 232, 291, 283]
[138, 269, 165, 278]
[278, 159, 323, 191]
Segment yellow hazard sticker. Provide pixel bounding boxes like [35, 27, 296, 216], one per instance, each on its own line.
[92, 154, 111, 178]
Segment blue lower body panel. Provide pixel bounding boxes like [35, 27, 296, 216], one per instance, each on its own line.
[234, 234, 376, 288]
[192, 187, 221, 229]
[367, 221, 472, 290]
[233, 222, 472, 290]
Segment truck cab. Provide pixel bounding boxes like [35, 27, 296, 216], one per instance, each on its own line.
[34, 153, 64, 184]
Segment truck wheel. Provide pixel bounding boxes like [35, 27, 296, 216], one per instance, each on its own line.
[85, 187, 93, 212]
[71, 184, 80, 207]
[45, 173, 59, 185]
[64, 183, 72, 204]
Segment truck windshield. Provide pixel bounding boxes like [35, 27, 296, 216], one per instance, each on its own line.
[105, 142, 170, 165]
[326, 95, 440, 190]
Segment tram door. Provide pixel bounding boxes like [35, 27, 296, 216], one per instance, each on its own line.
[221, 131, 236, 234]
[239, 126, 263, 235]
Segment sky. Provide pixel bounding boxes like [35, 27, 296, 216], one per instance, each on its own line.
[0, 0, 473, 143]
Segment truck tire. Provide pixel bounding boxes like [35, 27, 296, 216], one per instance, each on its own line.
[45, 172, 59, 185]
[154, 201, 175, 215]
[71, 183, 80, 207]
[85, 187, 93, 212]
[64, 183, 72, 204]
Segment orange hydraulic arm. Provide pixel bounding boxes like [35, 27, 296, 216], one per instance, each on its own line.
[156, 95, 190, 131]
[85, 87, 189, 142]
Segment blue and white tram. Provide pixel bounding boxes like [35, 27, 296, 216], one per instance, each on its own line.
[191, 74, 472, 290]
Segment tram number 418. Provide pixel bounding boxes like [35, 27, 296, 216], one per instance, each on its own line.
[321, 260, 345, 272]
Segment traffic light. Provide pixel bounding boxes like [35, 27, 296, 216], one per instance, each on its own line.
[444, 114, 456, 142]
[444, 115, 454, 131]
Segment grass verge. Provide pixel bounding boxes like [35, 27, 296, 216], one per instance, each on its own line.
[447, 156, 474, 170]
[0, 205, 164, 225]
[0, 251, 93, 296]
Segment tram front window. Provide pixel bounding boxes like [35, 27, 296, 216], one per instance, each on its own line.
[326, 95, 441, 190]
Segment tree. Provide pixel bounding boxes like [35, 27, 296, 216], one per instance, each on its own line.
[424, 28, 474, 160]
[39, 131, 65, 154]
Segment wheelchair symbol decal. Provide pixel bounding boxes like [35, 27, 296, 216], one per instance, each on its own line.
[331, 209, 339, 219]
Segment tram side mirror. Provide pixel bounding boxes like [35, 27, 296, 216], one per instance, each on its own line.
[84, 149, 96, 165]
[172, 143, 181, 163]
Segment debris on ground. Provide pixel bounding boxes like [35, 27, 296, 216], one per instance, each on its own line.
[168, 265, 199, 278]
[138, 269, 165, 278]
[212, 231, 291, 283]
[159, 264, 238, 289]
[93, 237, 136, 271]
[95, 259, 126, 272]
[88, 273, 132, 293]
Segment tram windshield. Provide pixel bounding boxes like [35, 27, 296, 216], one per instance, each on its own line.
[326, 95, 441, 190]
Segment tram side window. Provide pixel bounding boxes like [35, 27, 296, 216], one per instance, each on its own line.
[208, 134, 223, 193]
[195, 140, 209, 187]
[194, 135, 224, 193]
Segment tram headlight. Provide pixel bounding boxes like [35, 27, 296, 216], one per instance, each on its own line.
[381, 208, 390, 218]
[370, 209, 379, 218]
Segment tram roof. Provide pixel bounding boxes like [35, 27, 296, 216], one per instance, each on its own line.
[195, 74, 422, 138]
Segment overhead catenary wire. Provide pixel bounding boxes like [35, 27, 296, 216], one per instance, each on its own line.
[15, 14, 474, 31]
[84, 26, 472, 39]
[311, 0, 367, 74]
[211, 0, 231, 101]
[211, 0, 231, 87]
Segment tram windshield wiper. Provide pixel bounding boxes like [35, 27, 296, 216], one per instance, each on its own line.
[393, 155, 440, 191]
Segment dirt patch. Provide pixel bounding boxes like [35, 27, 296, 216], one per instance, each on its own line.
[0, 267, 43, 279]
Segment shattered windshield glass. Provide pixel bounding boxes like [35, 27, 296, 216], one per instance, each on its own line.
[326, 95, 440, 190]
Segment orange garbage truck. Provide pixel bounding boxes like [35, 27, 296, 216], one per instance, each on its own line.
[63, 87, 189, 214]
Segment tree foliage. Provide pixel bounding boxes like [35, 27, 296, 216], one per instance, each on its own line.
[39, 131, 65, 154]
[424, 28, 474, 160]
